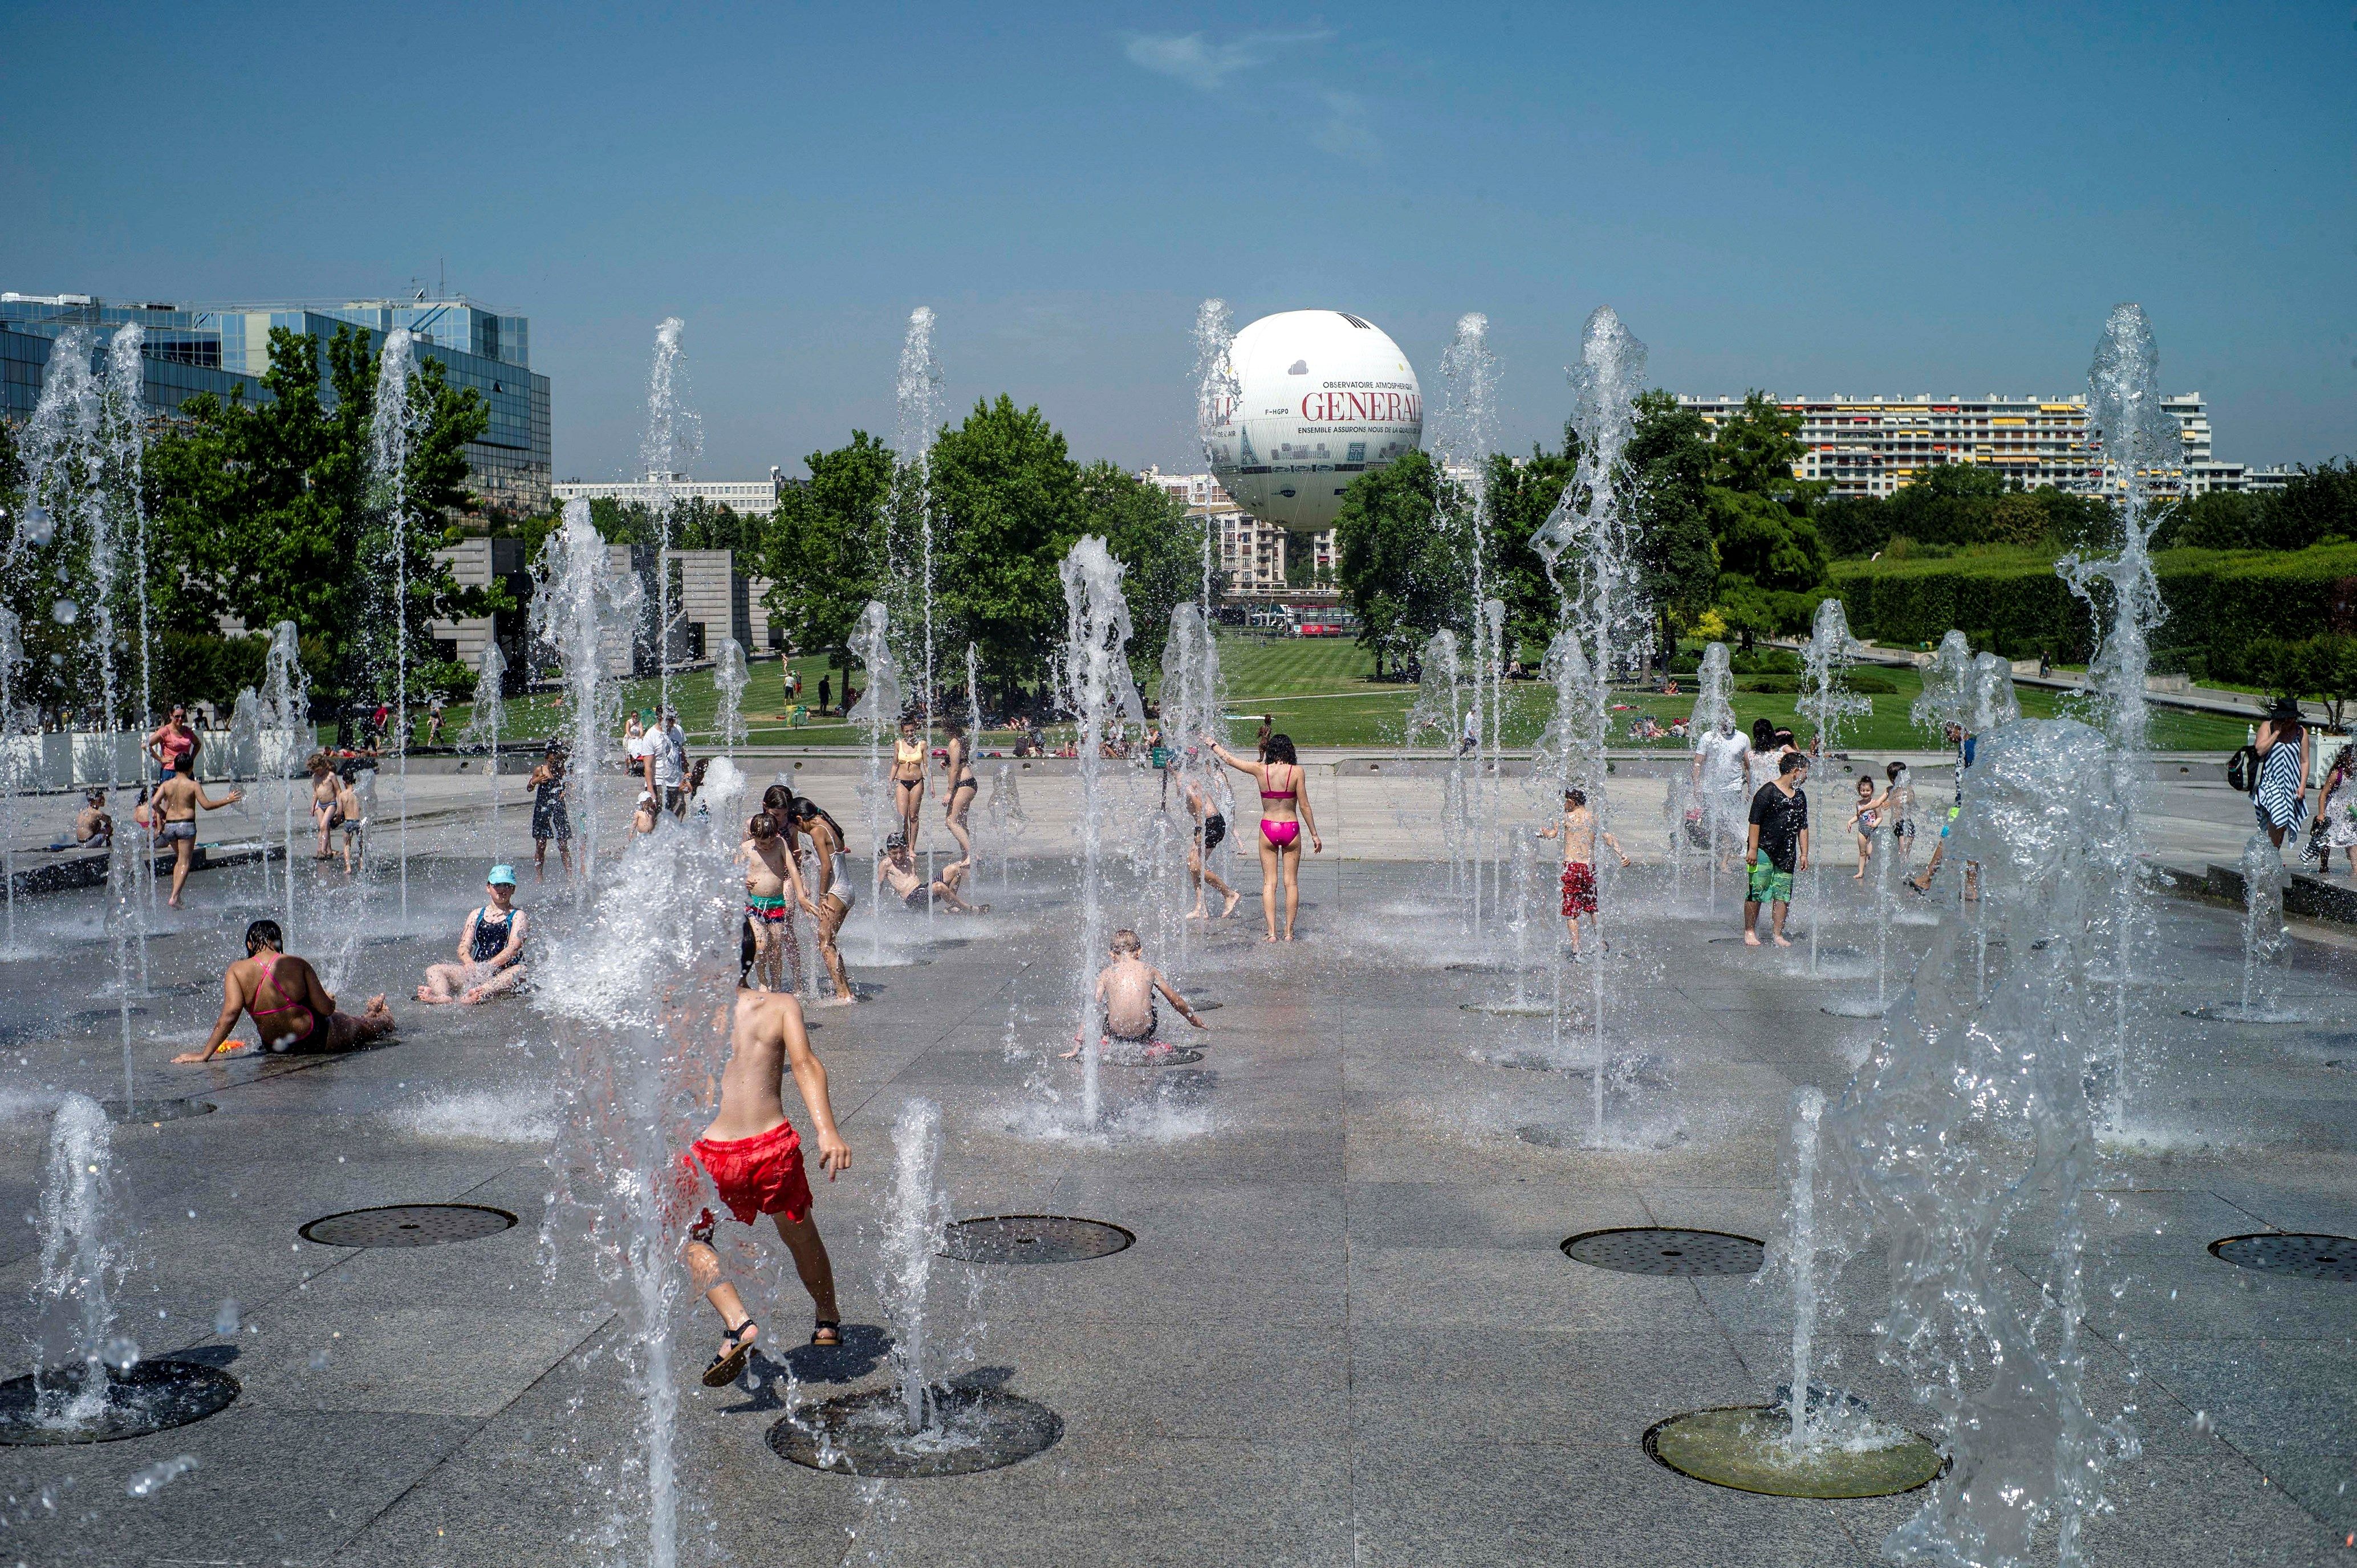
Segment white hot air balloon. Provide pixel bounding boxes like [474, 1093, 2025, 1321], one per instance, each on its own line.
[1206, 309, 1424, 535]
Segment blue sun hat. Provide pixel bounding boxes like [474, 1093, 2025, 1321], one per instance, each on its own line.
[486, 864, 517, 886]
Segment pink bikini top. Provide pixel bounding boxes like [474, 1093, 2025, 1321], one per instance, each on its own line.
[1259, 764, 1298, 801]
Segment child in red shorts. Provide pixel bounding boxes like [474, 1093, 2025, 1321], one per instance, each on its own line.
[1539, 787, 1629, 958]
[682, 985, 853, 1387]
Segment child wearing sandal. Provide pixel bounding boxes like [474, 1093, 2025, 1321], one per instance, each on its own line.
[680, 984, 853, 1387]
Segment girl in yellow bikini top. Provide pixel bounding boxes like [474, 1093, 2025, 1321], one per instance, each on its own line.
[892, 728, 926, 781]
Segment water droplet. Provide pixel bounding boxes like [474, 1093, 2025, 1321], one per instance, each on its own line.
[125, 1454, 197, 1498]
[51, 600, 78, 625]
[99, 1335, 141, 1369]
[213, 1298, 241, 1336]
[2192, 1409, 2214, 1433]
[22, 505, 54, 545]
[307, 1347, 331, 1370]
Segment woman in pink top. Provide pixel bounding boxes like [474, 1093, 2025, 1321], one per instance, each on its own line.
[1205, 731, 1322, 941]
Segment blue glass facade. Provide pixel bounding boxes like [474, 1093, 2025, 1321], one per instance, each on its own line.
[0, 295, 551, 512]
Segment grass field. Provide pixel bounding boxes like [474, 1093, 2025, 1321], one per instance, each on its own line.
[410, 632, 2252, 755]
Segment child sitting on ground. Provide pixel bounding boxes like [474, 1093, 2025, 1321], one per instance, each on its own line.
[1064, 928, 1206, 1057]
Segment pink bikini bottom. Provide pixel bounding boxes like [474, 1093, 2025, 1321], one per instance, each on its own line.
[1261, 820, 1300, 849]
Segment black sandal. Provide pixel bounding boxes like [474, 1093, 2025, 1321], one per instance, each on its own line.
[810, 1319, 842, 1347]
[702, 1320, 757, 1387]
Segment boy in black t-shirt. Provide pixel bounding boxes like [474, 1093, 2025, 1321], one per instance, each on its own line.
[1744, 752, 1811, 947]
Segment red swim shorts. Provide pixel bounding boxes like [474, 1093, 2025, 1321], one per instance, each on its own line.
[1561, 861, 1598, 917]
[688, 1119, 814, 1229]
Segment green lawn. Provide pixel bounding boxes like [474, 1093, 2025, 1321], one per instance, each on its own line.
[410, 634, 2250, 755]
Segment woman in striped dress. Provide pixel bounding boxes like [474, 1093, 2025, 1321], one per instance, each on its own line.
[2252, 702, 2309, 851]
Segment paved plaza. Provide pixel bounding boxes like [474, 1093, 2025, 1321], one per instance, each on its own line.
[1, 755, 2352, 1566]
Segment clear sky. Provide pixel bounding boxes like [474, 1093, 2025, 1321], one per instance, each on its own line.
[5, 2, 2352, 482]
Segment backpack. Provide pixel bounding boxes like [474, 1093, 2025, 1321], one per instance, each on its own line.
[2225, 746, 2260, 794]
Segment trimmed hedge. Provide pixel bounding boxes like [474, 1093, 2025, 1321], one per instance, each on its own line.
[1831, 544, 2357, 677]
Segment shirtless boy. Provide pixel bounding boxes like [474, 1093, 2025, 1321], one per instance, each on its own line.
[1182, 775, 1240, 921]
[682, 985, 852, 1387]
[152, 759, 243, 907]
[876, 832, 985, 915]
[173, 919, 395, 1061]
[1538, 787, 1629, 956]
[308, 754, 342, 859]
[739, 811, 808, 993]
[71, 790, 113, 849]
[1063, 928, 1206, 1057]
[333, 767, 367, 873]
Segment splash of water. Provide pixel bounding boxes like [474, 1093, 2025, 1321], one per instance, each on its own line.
[0, 605, 24, 952]
[1800, 599, 1872, 976]
[964, 641, 986, 884]
[712, 637, 749, 754]
[264, 622, 307, 940]
[2059, 305, 2174, 1124]
[462, 640, 507, 851]
[895, 308, 944, 881]
[1534, 307, 1650, 1146]
[1826, 718, 2138, 1565]
[1435, 313, 1505, 927]
[1408, 629, 1473, 910]
[1161, 604, 1231, 956]
[531, 501, 642, 901]
[367, 329, 422, 920]
[1687, 644, 1742, 911]
[880, 1099, 947, 1433]
[102, 325, 159, 962]
[641, 317, 701, 715]
[536, 759, 746, 1568]
[847, 602, 903, 963]
[32, 1093, 121, 1430]
[1778, 1087, 1830, 1452]
[1058, 537, 1144, 1130]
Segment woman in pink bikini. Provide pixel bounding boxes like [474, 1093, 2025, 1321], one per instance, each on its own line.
[1205, 731, 1322, 941]
[173, 919, 397, 1061]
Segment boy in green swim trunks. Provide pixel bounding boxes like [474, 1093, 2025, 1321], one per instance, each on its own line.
[1743, 752, 1810, 947]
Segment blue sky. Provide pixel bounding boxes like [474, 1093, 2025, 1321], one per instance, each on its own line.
[5, 2, 2352, 481]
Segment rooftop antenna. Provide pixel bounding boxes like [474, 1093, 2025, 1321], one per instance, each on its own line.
[438, 257, 445, 297]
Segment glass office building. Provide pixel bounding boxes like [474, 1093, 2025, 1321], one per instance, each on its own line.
[1, 292, 551, 512]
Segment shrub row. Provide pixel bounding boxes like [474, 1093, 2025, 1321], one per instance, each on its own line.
[1830, 544, 2357, 677]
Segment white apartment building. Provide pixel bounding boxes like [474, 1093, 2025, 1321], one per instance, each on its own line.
[1676, 393, 2228, 499]
[1138, 467, 1336, 594]
[552, 469, 786, 514]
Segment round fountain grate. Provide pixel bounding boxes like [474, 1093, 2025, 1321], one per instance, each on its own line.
[1644, 1407, 1944, 1498]
[2209, 1233, 2357, 1282]
[1562, 1227, 1764, 1277]
[940, 1215, 1133, 1265]
[0, 1360, 239, 1445]
[767, 1384, 1062, 1477]
[101, 1098, 216, 1125]
[300, 1203, 517, 1249]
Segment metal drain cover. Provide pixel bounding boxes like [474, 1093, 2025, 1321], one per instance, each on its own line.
[101, 1098, 215, 1125]
[0, 1360, 239, 1445]
[1563, 1227, 1764, 1276]
[1644, 1407, 1944, 1498]
[301, 1203, 517, 1249]
[767, 1384, 1062, 1476]
[940, 1215, 1133, 1265]
[2210, 1233, 2357, 1282]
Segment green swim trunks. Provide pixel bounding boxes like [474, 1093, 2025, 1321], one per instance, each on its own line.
[1748, 861, 1795, 904]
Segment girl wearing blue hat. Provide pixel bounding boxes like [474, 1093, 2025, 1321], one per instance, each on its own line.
[417, 865, 530, 1005]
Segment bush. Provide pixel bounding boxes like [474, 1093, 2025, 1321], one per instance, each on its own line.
[1737, 675, 1800, 694]
[1732, 649, 1801, 675]
[151, 630, 271, 710]
[1830, 543, 2357, 675]
[1848, 673, 1898, 694]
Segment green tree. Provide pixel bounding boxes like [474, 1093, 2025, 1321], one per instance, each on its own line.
[1706, 391, 1808, 494]
[1627, 392, 1720, 657]
[142, 324, 489, 713]
[2247, 633, 2357, 730]
[761, 431, 895, 690]
[1334, 449, 1468, 677]
[2260, 460, 2357, 552]
[928, 397, 1087, 692]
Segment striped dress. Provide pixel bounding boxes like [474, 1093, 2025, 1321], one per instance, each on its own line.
[2255, 736, 2307, 833]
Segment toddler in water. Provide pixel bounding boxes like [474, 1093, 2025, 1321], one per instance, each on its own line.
[1064, 928, 1206, 1058]
[1847, 775, 1882, 879]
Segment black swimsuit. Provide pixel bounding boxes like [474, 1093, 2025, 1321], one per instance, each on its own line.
[1199, 813, 1226, 852]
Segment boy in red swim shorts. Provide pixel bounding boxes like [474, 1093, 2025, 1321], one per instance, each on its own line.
[1538, 787, 1629, 958]
[682, 985, 852, 1387]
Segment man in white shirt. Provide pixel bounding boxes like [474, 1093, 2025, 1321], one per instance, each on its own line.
[1690, 717, 1753, 871]
[644, 707, 689, 817]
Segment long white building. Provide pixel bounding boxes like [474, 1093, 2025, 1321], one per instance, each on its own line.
[1676, 392, 2288, 498]
[551, 470, 786, 513]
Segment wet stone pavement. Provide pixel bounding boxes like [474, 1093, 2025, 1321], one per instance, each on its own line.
[0, 834, 2353, 1566]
